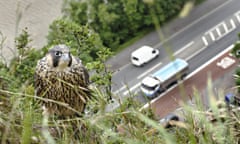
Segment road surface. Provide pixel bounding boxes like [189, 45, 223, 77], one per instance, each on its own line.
[111, 0, 240, 102]
[146, 45, 239, 118]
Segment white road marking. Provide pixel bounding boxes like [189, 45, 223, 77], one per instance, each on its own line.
[206, 21, 224, 33]
[123, 83, 141, 96]
[113, 85, 126, 94]
[120, 13, 237, 97]
[114, 0, 233, 74]
[114, 0, 235, 96]
[111, 1, 236, 112]
[174, 41, 194, 56]
[234, 10, 240, 23]
[220, 22, 235, 39]
[216, 56, 235, 69]
[141, 44, 235, 110]
[137, 62, 162, 79]
[130, 41, 194, 94]
[205, 17, 237, 42]
[216, 27, 221, 36]
[154, 0, 233, 49]
[124, 41, 194, 95]
[202, 36, 208, 46]
[124, 45, 206, 96]
[223, 22, 228, 33]
[230, 19, 236, 29]
[124, 44, 220, 96]
[185, 46, 207, 61]
[209, 31, 215, 41]
[188, 45, 234, 77]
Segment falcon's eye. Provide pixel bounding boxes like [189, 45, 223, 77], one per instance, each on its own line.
[55, 51, 62, 57]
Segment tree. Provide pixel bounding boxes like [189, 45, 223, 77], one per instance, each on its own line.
[47, 18, 116, 105]
[47, 18, 103, 63]
[9, 28, 42, 84]
[232, 41, 240, 58]
[63, 0, 189, 51]
[87, 47, 113, 102]
[232, 38, 240, 93]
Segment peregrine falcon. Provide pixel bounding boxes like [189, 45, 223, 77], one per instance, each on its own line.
[34, 44, 91, 117]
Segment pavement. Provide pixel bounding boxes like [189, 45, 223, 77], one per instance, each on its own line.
[106, 0, 228, 71]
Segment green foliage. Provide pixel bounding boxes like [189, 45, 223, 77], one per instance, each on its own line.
[21, 86, 34, 144]
[195, 0, 206, 4]
[236, 67, 240, 76]
[15, 28, 32, 56]
[87, 47, 113, 101]
[63, 0, 189, 50]
[47, 18, 104, 63]
[9, 29, 47, 85]
[0, 30, 240, 144]
[3, 0, 240, 143]
[232, 42, 240, 58]
[0, 29, 43, 143]
[233, 40, 240, 93]
[235, 78, 240, 93]
[9, 49, 44, 84]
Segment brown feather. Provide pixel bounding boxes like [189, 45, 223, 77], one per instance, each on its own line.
[34, 46, 90, 117]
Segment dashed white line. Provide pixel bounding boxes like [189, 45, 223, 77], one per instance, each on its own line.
[202, 36, 208, 46]
[230, 19, 236, 29]
[206, 21, 224, 33]
[113, 85, 126, 94]
[209, 31, 215, 41]
[223, 22, 228, 33]
[131, 41, 194, 94]
[185, 46, 207, 61]
[174, 41, 194, 56]
[137, 62, 162, 79]
[236, 15, 240, 23]
[154, 0, 233, 49]
[141, 44, 235, 110]
[216, 27, 221, 36]
[123, 82, 141, 96]
[234, 10, 240, 23]
[125, 44, 206, 96]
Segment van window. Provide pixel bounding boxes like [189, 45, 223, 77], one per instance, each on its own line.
[141, 83, 157, 91]
[132, 57, 139, 61]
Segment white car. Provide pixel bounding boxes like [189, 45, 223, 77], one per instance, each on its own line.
[131, 45, 159, 66]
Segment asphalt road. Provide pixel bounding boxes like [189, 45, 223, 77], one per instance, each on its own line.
[110, 0, 240, 102]
[107, 0, 228, 70]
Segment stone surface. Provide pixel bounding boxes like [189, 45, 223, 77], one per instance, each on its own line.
[0, 0, 63, 62]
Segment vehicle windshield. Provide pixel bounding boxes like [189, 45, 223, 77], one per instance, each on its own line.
[141, 83, 157, 91]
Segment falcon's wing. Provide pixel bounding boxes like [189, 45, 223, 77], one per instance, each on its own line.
[34, 59, 48, 98]
[73, 56, 90, 85]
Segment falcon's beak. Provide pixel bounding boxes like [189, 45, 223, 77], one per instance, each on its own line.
[58, 53, 71, 69]
[61, 53, 70, 62]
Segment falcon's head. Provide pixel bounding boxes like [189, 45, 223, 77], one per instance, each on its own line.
[45, 44, 72, 70]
